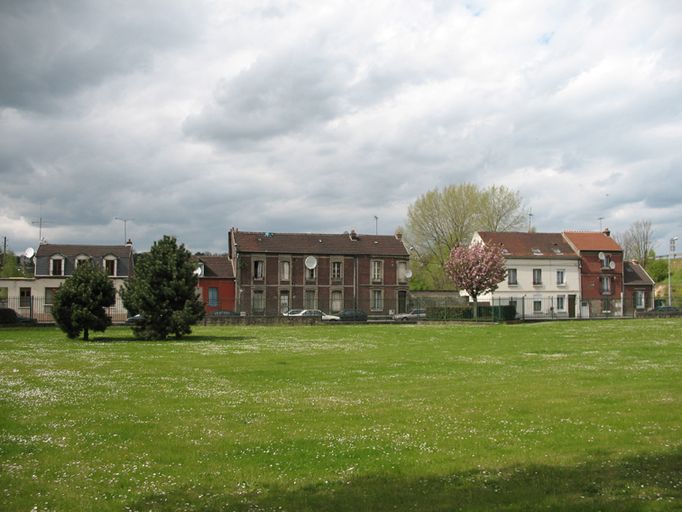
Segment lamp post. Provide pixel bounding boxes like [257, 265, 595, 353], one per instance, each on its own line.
[669, 237, 678, 306]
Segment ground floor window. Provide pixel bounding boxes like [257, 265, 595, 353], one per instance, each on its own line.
[371, 290, 383, 311]
[556, 295, 565, 311]
[45, 287, 59, 313]
[252, 290, 265, 313]
[634, 291, 645, 309]
[331, 290, 342, 313]
[280, 291, 290, 314]
[20, 287, 31, 308]
[208, 287, 218, 307]
[533, 300, 542, 313]
[304, 290, 316, 310]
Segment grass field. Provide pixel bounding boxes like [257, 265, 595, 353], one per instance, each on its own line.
[1, 320, 681, 511]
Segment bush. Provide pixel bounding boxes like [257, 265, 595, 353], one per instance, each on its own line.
[426, 306, 473, 320]
[0, 308, 18, 324]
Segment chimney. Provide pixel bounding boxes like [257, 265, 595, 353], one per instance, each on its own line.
[603, 228, 611, 237]
[395, 232, 403, 241]
[125, 239, 133, 247]
[349, 229, 359, 241]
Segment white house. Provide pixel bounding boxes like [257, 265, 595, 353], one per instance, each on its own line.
[469, 231, 582, 318]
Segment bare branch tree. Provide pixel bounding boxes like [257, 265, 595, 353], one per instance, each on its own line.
[619, 220, 654, 265]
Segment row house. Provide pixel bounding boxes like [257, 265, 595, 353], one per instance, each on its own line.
[194, 255, 236, 313]
[623, 260, 655, 315]
[0, 242, 134, 322]
[229, 228, 411, 316]
[563, 230, 624, 317]
[472, 231, 582, 318]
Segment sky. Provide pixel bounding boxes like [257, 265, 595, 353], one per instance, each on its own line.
[1, 0, 681, 255]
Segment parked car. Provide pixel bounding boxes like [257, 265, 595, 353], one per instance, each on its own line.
[0, 308, 37, 325]
[283, 309, 304, 316]
[125, 314, 143, 325]
[393, 309, 426, 322]
[338, 309, 368, 322]
[211, 310, 241, 318]
[655, 305, 680, 314]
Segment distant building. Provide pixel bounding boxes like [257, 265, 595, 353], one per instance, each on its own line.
[0, 242, 134, 322]
[194, 255, 235, 313]
[623, 260, 655, 315]
[229, 228, 410, 316]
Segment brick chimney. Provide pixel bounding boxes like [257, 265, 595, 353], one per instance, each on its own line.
[603, 228, 611, 237]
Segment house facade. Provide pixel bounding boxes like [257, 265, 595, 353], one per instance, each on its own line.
[472, 231, 582, 318]
[0, 243, 134, 322]
[195, 255, 236, 313]
[563, 230, 624, 317]
[623, 260, 655, 315]
[229, 228, 411, 316]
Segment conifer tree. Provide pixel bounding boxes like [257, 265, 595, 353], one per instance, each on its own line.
[122, 235, 204, 340]
[52, 260, 116, 340]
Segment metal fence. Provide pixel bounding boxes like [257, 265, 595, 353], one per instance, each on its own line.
[0, 296, 129, 324]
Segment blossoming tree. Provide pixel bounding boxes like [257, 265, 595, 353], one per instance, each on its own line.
[445, 242, 506, 318]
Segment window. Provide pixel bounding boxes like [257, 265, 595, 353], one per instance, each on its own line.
[556, 270, 565, 285]
[600, 276, 611, 294]
[533, 300, 542, 313]
[397, 261, 408, 283]
[253, 260, 264, 280]
[20, 287, 31, 308]
[306, 266, 316, 281]
[602, 298, 612, 313]
[76, 256, 90, 269]
[371, 290, 383, 311]
[45, 287, 59, 313]
[331, 261, 343, 280]
[280, 291, 290, 314]
[507, 268, 518, 285]
[556, 295, 565, 311]
[50, 257, 64, 276]
[252, 290, 265, 313]
[280, 261, 290, 282]
[634, 291, 645, 309]
[331, 290, 343, 313]
[304, 290, 316, 309]
[372, 260, 383, 282]
[104, 256, 117, 277]
[533, 269, 542, 285]
[601, 254, 612, 269]
[208, 287, 218, 307]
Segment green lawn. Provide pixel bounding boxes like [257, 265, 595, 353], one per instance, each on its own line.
[1, 320, 681, 511]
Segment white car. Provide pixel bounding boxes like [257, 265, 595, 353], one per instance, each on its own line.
[297, 309, 340, 321]
[393, 309, 426, 322]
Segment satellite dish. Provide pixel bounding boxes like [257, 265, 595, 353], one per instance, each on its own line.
[405, 270, 413, 279]
[24, 247, 35, 259]
[609, 261, 616, 270]
[598, 252, 605, 260]
[193, 265, 203, 277]
[304, 256, 318, 269]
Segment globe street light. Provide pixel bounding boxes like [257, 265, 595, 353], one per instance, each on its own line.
[669, 236, 678, 306]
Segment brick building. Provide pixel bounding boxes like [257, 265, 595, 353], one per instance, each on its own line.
[195, 255, 235, 314]
[229, 228, 410, 316]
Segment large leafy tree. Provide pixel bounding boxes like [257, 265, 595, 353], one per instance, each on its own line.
[122, 235, 204, 340]
[404, 183, 525, 289]
[52, 260, 116, 341]
[444, 242, 506, 318]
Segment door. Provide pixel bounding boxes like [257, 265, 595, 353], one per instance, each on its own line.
[580, 300, 590, 319]
[398, 291, 407, 314]
[568, 295, 576, 318]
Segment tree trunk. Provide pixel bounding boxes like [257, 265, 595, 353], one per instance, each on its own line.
[83, 327, 89, 341]
[473, 295, 478, 320]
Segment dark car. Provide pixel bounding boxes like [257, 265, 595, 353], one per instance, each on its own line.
[0, 308, 37, 325]
[125, 314, 143, 325]
[655, 306, 680, 314]
[338, 309, 368, 322]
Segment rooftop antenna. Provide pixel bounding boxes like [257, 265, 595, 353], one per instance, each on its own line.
[374, 215, 378, 236]
[598, 217, 604, 231]
[31, 213, 53, 244]
[114, 217, 134, 244]
[528, 210, 534, 232]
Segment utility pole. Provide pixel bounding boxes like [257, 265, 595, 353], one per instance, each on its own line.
[669, 237, 678, 306]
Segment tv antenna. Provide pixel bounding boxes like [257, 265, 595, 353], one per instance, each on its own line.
[598, 217, 604, 231]
[31, 216, 53, 244]
[114, 217, 134, 243]
[527, 210, 534, 232]
[374, 215, 378, 235]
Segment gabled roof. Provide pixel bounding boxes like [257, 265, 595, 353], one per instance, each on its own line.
[624, 261, 655, 286]
[562, 231, 622, 252]
[476, 231, 579, 259]
[35, 244, 133, 259]
[231, 230, 409, 257]
[196, 256, 234, 279]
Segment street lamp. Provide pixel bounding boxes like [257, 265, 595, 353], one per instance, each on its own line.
[669, 237, 678, 306]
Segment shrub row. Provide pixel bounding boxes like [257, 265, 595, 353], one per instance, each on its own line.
[425, 305, 516, 321]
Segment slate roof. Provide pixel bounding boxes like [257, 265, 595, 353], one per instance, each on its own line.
[624, 261, 654, 286]
[35, 244, 133, 258]
[232, 230, 409, 257]
[562, 231, 623, 252]
[476, 231, 579, 259]
[196, 256, 234, 279]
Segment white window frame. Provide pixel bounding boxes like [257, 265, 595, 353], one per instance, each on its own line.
[331, 260, 343, 281]
[397, 261, 408, 284]
[252, 290, 265, 313]
[634, 290, 645, 309]
[556, 295, 565, 311]
[532, 268, 542, 285]
[103, 255, 117, 277]
[331, 290, 343, 313]
[280, 260, 290, 282]
[279, 290, 290, 314]
[556, 269, 565, 286]
[507, 268, 518, 285]
[75, 255, 90, 269]
[600, 276, 611, 294]
[304, 289, 316, 309]
[253, 259, 264, 280]
[371, 260, 383, 283]
[50, 255, 65, 276]
[371, 289, 383, 311]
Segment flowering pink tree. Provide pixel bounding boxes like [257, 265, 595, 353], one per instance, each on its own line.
[445, 242, 506, 318]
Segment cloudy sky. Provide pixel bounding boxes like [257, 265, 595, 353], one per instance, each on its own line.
[1, 0, 681, 255]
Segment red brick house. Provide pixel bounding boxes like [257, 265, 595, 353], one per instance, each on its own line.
[563, 229, 624, 317]
[623, 260, 655, 315]
[228, 228, 410, 316]
[195, 255, 235, 313]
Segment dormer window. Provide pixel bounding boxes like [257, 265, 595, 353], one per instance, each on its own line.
[532, 248, 543, 256]
[75, 255, 91, 269]
[552, 246, 563, 255]
[50, 255, 65, 276]
[103, 255, 117, 277]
